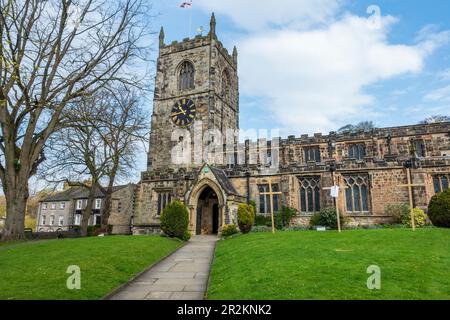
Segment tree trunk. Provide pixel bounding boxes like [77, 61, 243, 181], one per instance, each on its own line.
[2, 191, 28, 241]
[1, 165, 30, 241]
[80, 187, 96, 237]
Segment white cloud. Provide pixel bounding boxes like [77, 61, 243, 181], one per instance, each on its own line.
[195, 0, 341, 31]
[424, 85, 450, 102]
[438, 68, 450, 81]
[195, 2, 450, 134]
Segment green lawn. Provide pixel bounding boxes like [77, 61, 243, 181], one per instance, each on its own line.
[0, 236, 183, 300]
[208, 228, 450, 300]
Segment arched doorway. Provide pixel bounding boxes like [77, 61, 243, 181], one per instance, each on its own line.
[196, 186, 220, 235]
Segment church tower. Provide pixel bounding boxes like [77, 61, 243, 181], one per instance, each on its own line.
[148, 13, 239, 172]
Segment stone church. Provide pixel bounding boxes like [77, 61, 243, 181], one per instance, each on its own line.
[132, 14, 450, 235]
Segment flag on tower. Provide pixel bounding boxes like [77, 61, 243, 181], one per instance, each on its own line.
[180, 1, 192, 8]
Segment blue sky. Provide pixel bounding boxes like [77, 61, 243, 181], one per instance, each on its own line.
[149, 0, 450, 136]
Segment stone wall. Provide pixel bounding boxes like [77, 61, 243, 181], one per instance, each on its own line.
[109, 185, 137, 235]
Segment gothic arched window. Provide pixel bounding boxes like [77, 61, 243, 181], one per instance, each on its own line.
[344, 174, 370, 214]
[179, 61, 195, 91]
[222, 69, 231, 103]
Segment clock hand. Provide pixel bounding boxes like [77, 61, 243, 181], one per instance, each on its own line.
[177, 105, 187, 115]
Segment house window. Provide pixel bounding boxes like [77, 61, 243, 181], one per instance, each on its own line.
[41, 215, 46, 225]
[433, 174, 449, 194]
[348, 144, 366, 160]
[49, 215, 55, 226]
[95, 199, 102, 210]
[94, 214, 101, 226]
[42, 203, 48, 210]
[344, 175, 370, 214]
[76, 200, 83, 210]
[58, 216, 64, 226]
[118, 201, 122, 213]
[74, 214, 81, 226]
[298, 177, 321, 214]
[179, 61, 195, 91]
[60, 202, 65, 209]
[258, 184, 281, 214]
[51, 203, 56, 210]
[304, 146, 321, 163]
[157, 192, 172, 215]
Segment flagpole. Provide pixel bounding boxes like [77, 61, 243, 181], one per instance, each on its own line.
[189, 8, 192, 38]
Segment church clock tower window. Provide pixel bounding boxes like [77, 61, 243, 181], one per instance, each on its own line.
[179, 61, 195, 91]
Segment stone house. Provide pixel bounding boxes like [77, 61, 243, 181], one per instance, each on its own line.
[131, 14, 450, 235]
[36, 184, 136, 234]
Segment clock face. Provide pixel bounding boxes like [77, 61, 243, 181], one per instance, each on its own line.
[170, 98, 196, 127]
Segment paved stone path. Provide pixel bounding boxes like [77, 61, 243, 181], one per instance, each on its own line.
[108, 235, 218, 300]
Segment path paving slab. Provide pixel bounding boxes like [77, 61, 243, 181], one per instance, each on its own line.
[108, 235, 217, 300]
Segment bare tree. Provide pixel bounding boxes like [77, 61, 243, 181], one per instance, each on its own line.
[41, 86, 148, 236]
[0, 0, 152, 240]
[419, 115, 450, 124]
[338, 121, 376, 133]
[94, 86, 148, 230]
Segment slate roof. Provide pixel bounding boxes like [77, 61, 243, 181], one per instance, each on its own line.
[41, 185, 132, 202]
[210, 166, 240, 196]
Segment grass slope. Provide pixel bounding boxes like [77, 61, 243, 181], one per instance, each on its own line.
[208, 229, 450, 300]
[0, 236, 182, 300]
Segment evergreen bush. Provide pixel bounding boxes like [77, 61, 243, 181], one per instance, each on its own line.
[221, 224, 239, 237]
[428, 189, 450, 228]
[160, 200, 189, 240]
[237, 204, 255, 234]
[309, 207, 348, 230]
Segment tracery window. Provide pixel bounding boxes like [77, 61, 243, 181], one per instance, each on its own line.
[259, 184, 280, 214]
[433, 174, 449, 194]
[179, 61, 195, 91]
[344, 175, 370, 214]
[298, 177, 321, 214]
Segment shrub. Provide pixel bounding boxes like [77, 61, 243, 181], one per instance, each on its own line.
[237, 204, 255, 234]
[251, 226, 273, 233]
[284, 226, 309, 231]
[92, 227, 107, 237]
[274, 206, 297, 230]
[255, 215, 271, 226]
[402, 208, 428, 228]
[182, 230, 191, 241]
[87, 225, 101, 236]
[221, 224, 239, 237]
[309, 207, 348, 230]
[249, 200, 257, 215]
[309, 212, 322, 227]
[386, 203, 410, 224]
[160, 200, 189, 240]
[428, 189, 450, 228]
